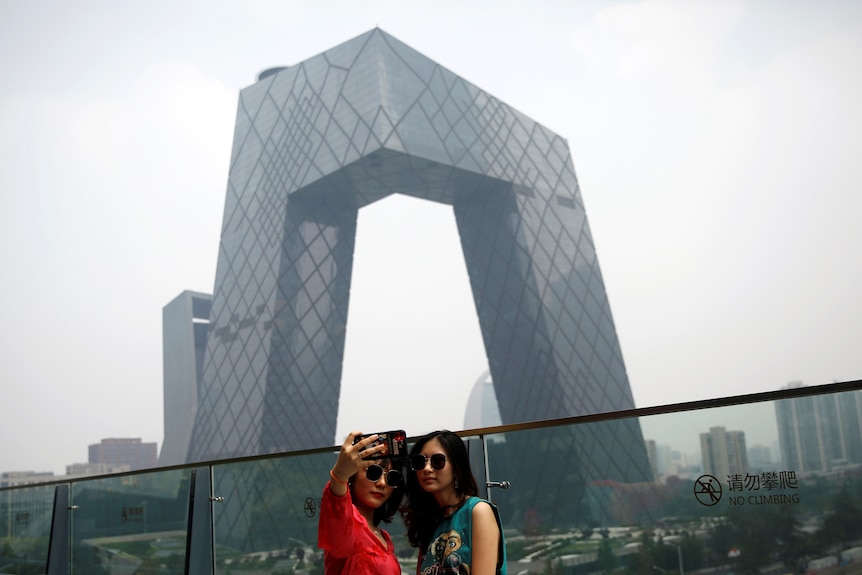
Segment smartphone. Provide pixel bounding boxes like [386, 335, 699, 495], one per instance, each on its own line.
[353, 430, 408, 460]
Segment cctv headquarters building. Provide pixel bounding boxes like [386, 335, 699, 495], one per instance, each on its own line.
[176, 29, 653, 538]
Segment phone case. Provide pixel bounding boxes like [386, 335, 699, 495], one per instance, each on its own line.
[354, 430, 408, 460]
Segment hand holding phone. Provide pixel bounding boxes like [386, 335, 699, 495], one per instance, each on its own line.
[352, 430, 407, 460]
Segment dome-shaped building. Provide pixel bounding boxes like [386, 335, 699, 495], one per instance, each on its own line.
[463, 370, 502, 430]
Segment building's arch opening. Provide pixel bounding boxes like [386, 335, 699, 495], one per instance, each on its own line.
[337, 193, 489, 442]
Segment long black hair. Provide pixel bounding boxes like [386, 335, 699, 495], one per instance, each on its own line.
[400, 430, 479, 549]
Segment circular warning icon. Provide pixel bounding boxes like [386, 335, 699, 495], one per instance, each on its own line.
[304, 497, 317, 518]
[694, 475, 722, 506]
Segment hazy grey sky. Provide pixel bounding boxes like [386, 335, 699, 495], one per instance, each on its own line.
[2, 1, 860, 474]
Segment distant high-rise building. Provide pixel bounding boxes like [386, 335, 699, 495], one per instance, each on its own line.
[655, 443, 674, 476]
[700, 426, 748, 480]
[644, 439, 659, 478]
[0, 471, 55, 488]
[160, 290, 212, 466]
[89, 438, 157, 471]
[664, 449, 698, 479]
[186, 28, 649, 473]
[644, 441, 688, 480]
[66, 462, 131, 477]
[775, 382, 862, 473]
[747, 444, 774, 472]
[463, 370, 502, 429]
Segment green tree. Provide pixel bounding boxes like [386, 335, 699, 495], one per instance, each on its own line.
[626, 531, 657, 575]
[652, 538, 680, 575]
[71, 543, 109, 575]
[597, 530, 619, 575]
[707, 506, 804, 575]
[678, 531, 706, 573]
[816, 488, 862, 552]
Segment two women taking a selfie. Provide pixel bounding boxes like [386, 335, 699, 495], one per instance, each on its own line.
[319, 429, 506, 575]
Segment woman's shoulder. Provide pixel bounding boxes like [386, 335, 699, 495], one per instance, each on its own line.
[464, 496, 494, 509]
[466, 496, 498, 514]
[466, 497, 504, 530]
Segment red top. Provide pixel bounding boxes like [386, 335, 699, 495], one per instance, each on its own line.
[317, 481, 402, 575]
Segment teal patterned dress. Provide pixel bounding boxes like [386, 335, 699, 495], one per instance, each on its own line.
[418, 496, 507, 575]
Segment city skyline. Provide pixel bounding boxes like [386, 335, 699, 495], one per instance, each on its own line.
[4, 378, 855, 481]
[2, 391, 795, 479]
[639, 400, 780, 465]
[2, 1, 862, 474]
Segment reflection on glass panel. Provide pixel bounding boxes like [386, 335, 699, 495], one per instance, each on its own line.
[69, 469, 190, 574]
[0, 484, 54, 574]
[211, 451, 336, 574]
[485, 388, 862, 575]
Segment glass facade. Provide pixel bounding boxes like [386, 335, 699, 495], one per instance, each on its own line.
[3, 381, 862, 575]
[187, 29, 646, 484]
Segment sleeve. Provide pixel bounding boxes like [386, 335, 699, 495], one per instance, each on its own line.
[317, 480, 358, 557]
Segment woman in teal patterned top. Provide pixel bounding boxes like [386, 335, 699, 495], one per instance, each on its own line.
[401, 430, 507, 575]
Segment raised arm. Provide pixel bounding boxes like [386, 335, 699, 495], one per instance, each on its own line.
[329, 431, 385, 496]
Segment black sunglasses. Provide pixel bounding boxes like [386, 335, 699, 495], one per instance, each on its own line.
[365, 464, 403, 487]
[410, 453, 447, 471]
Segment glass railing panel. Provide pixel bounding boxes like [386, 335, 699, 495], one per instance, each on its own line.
[0, 484, 55, 575]
[69, 468, 191, 574]
[211, 450, 337, 574]
[2, 382, 858, 575]
[484, 386, 862, 575]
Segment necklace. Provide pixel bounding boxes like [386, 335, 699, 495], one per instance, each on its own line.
[441, 496, 467, 517]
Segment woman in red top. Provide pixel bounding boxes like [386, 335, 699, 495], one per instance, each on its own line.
[318, 431, 405, 575]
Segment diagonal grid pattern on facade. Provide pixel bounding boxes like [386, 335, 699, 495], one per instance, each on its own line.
[187, 31, 652, 518]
